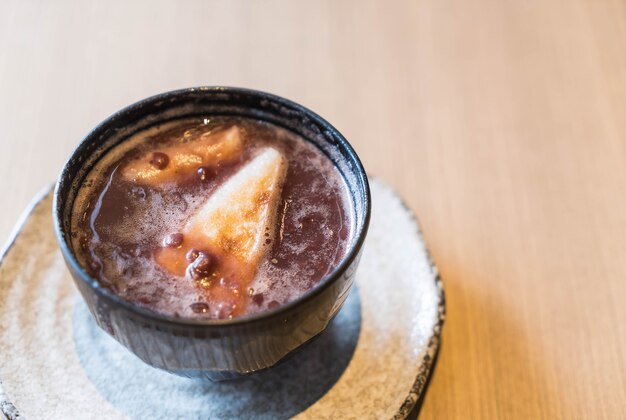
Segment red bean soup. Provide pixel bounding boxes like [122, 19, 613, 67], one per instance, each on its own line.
[71, 117, 353, 320]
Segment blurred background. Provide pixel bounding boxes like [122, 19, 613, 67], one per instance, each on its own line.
[1, 0, 626, 418]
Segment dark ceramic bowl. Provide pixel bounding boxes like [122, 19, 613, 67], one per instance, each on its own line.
[53, 87, 370, 381]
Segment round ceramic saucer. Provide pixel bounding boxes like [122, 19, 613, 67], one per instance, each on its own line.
[0, 179, 444, 420]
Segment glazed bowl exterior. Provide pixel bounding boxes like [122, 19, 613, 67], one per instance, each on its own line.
[53, 87, 370, 380]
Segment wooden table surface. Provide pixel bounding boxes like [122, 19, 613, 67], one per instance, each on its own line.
[2, 1, 626, 418]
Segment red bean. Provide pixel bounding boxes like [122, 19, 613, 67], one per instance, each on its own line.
[149, 152, 169, 170]
[197, 166, 217, 181]
[216, 302, 234, 319]
[186, 248, 201, 262]
[252, 293, 264, 305]
[162, 232, 183, 248]
[190, 302, 210, 314]
[339, 225, 350, 240]
[268, 300, 280, 310]
[186, 251, 215, 280]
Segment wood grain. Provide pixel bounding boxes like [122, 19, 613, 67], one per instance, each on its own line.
[1, 0, 625, 418]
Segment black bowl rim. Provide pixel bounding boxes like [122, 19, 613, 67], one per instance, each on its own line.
[53, 86, 371, 327]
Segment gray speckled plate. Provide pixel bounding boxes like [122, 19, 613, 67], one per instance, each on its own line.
[0, 178, 444, 420]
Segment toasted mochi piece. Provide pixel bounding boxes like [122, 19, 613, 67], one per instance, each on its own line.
[185, 147, 287, 263]
[121, 125, 244, 187]
[155, 147, 287, 279]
